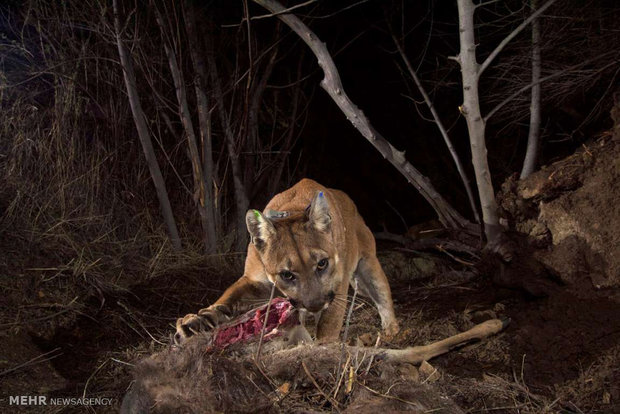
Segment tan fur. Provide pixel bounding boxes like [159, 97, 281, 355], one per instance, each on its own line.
[175, 179, 399, 343]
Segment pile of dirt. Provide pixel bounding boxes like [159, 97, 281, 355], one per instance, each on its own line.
[2, 242, 618, 413]
[508, 289, 620, 387]
[498, 134, 619, 289]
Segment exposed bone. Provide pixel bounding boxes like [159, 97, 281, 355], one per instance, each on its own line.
[382, 318, 509, 364]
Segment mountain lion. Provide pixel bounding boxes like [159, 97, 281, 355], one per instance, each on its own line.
[175, 179, 398, 343]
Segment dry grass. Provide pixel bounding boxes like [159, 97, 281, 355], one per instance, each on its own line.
[0, 70, 242, 312]
[0, 70, 244, 412]
[555, 345, 620, 412]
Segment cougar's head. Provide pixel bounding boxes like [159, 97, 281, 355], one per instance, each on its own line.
[246, 191, 339, 313]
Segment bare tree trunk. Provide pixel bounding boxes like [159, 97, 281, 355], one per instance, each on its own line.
[392, 34, 480, 224]
[269, 52, 304, 197]
[455, 0, 505, 252]
[252, 0, 473, 231]
[205, 28, 250, 252]
[245, 41, 279, 196]
[112, 0, 181, 250]
[153, 7, 215, 254]
[453, 0, 556, 256]
[184, 0, 219, 253]
[520, 0, 542, 179]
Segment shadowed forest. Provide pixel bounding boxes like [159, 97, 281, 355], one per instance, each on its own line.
[1, 0, 619, 412]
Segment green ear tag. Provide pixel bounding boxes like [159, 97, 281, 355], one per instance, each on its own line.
[253, 210, 262, 219]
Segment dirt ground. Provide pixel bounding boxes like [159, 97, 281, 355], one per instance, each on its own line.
[2, 245, 619, 413]
[1, 135, 619, 413]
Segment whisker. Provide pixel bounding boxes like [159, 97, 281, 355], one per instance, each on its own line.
[334, 294, 372, 307]
[332, 299, 359, 309]
[329, 302, 348, 312]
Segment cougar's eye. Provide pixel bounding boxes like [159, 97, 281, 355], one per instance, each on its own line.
[279, 270, 296, 282]
[317, 258, 329, 272]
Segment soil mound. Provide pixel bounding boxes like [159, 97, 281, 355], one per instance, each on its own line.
[499, 134, 619, 288]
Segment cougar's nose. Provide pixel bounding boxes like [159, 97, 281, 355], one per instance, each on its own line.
[303, 298, 327, 313]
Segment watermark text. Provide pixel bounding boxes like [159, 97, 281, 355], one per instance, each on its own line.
[8, 395, 114, 406]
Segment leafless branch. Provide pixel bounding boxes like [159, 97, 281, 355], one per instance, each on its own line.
[485, 58, 620, 122]
[478, 0, 558, 78]
[252, 0, 474, 231]
[392, 32, 480, 224]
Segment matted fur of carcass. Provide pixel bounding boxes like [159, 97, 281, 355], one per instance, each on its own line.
[121, 331, 464, 413]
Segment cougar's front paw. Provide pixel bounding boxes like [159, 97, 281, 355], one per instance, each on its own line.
[383, 320, 400, 340]
[174, 305, 230, 345]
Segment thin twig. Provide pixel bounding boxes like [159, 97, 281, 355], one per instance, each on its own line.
[391, 31, 480, 224]
[336, 278, 358, 382]
[119, 316, 146, 340]
[476, 0, 501, 7]
[255, 281, 276, 363]
[110, 358, 134, 367]
[436, 244, 475, 266]
[0, 309, 71, 328]
[365, 333, 381, 375]
[302, 361, 341, 412]
[117, 301, 167, 346]
[82, 358, 109, 399]
[485, 58, 619, 122]
[357, 381, 433, 409]
[342, 278, 358, 345]
[478, 0, 559, 78]
[0, 348, 61, 377]
[332, 353, 351, 399]
[223, 0, 317, 27]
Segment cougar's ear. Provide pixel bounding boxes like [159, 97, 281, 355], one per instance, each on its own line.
[308, 191, 331, 232]
[246, 209, 275, 250]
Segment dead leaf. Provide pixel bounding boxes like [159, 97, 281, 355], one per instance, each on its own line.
[278, 381, 291, 396]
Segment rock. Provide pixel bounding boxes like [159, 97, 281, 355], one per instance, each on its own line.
[419, 361, 440, 383]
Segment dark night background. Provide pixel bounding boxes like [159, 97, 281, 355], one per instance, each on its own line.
[2, 0, 617, 236]
[242, 0, 617, 231]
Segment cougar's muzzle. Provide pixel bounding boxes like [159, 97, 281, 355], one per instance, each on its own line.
[290, 290, 335, 313]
